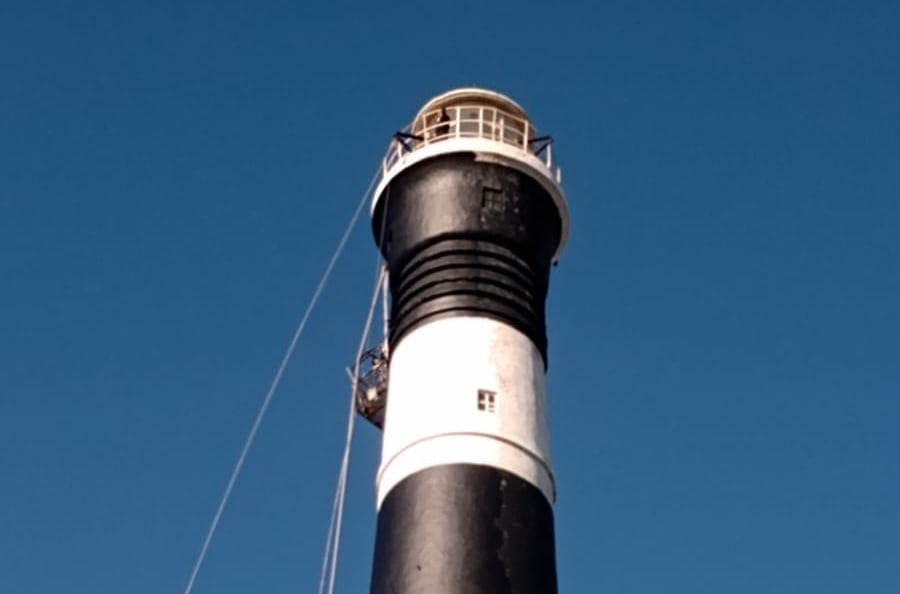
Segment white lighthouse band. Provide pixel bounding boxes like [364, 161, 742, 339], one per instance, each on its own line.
[376, 316, 555, 508]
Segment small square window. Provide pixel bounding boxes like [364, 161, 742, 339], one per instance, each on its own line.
[482, 187, 507, 214]
[477, 389, 497, 413]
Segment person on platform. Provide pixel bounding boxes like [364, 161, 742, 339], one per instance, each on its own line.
[435, 107, 451, 138]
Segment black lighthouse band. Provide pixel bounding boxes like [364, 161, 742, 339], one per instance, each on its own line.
[372, 151, 563, 363]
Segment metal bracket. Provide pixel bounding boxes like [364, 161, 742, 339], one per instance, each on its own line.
[529, 135, 553, 157]
[393, 132, 424, 154]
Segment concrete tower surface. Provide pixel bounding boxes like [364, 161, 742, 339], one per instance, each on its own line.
[365, 88, 569, 594]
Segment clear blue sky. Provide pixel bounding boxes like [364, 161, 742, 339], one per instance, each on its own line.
[1, 1, 898, 592]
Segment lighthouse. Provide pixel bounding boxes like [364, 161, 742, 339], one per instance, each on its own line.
[359, 88, 569, 594]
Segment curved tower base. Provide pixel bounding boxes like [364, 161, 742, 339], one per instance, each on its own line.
[370, 465, 557, 594]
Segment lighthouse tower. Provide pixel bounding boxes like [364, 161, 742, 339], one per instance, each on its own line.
[364, 88, 569, 594]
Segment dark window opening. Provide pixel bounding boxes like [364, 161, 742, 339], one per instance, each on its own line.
[477, 389, 497, 413]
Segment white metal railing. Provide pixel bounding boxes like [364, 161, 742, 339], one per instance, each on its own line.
[382, 104, 559, 182]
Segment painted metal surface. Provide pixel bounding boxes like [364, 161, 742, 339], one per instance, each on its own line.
[376, 316, 554, 507]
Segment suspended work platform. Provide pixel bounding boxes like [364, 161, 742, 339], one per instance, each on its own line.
[350, 345, 389, 430]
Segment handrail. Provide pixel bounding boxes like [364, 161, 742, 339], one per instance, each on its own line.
[381, 103, 559, 182]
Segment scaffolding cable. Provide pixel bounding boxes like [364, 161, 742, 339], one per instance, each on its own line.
[181, 168, 379, 594]
[319, 263, 387, 594]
